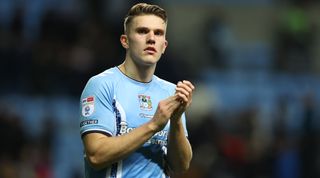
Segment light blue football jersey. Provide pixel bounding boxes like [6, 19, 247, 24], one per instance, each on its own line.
[79, 67, 188, 178]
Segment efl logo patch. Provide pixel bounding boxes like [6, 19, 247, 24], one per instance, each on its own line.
[82, 96, 94, 104]
[82, 96, 95, 117]
[138, 95, 152, 110]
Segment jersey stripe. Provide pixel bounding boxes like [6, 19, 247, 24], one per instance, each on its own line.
[107, 160, 122, 178]
[116, 160, 123, 178]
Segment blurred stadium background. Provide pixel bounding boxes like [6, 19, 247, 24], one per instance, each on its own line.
[1, 0, 320, 178]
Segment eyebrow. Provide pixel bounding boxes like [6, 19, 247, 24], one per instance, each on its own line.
[135, 27, 149, 31]
[135, 26, 165, 33]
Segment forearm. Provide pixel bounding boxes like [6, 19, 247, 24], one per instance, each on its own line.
[167, 119, 192, 173]
[83, 121, 159, 170]
[83, 95, 182, 170]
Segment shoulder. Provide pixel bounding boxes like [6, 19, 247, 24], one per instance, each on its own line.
[87, 67, 120, 86]
[153, 75, 176, 93]
[83, 67, 121, 93]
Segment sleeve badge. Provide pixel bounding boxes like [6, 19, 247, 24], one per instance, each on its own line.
[82, 96, 95, 117]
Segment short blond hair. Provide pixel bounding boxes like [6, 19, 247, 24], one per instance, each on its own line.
[124, 3, 167, 34]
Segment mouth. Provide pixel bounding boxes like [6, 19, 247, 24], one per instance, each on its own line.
[144, 47, 157, 54]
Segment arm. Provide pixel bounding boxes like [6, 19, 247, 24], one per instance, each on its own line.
[82, 95, 181, 170]
[167, 114, 193, 173]
[83, 122, 158, 170]
[167, 80, 195, 173]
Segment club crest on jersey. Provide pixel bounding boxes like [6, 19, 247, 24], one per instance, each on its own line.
[138, 95, 152, 110]
[82, 96, 95, 117]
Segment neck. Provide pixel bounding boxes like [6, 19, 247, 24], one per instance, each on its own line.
[118, 60, 155, 83]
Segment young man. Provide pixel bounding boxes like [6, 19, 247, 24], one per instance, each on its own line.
[79, 3, 195, 178]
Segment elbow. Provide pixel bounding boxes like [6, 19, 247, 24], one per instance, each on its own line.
[182, 162, 191, 172]
[169, 151, 193, 174]
[171, 161, 191, 174]
[173, 152, 193, 173]
[178, 163, 191, 173]
[86, 154, 107, 170]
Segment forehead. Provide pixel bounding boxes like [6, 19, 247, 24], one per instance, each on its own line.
[130, 15, 167, 30]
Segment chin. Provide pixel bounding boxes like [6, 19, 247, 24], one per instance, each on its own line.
[142, 57, 160, 65]
[142, 61, 157, 67]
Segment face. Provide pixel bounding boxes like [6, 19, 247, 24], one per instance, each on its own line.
[121, 15, 168, 66]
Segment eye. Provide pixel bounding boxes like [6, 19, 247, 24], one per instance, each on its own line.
[137, 28, 149, 34]
[154, 30, 164, 36]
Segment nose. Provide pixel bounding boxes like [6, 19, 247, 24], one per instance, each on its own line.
[147, 32, 155, 44]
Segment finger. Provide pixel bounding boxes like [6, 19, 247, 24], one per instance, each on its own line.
[176, 86, 192, 95]
[164, 95, 179, 104]
[175, 87, 190, 98]
[182, 80, 195, 90]
[176, 82, 193, 94]
[168, 102, 181, 114]
[177, 92, 188, 103]
[177, 91, 192, 107]
[176, 87, 192, 100]
[166, 95, 181, 111]
[176, 85, 193, 103]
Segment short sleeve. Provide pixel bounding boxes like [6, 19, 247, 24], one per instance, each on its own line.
[79, 76, 116, 137]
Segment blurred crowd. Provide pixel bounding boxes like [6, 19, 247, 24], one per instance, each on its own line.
[1, 0, 320, 178]
[179, 91, 319, 178]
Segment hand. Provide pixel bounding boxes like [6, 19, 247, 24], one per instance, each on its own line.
[172, 80, 195, 121]
[151, 95, 181, 131]
[175, 80, 195, 107]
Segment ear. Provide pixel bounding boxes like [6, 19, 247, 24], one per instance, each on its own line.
[162, 40, 168, 54]
[120, 34, 129, 49]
